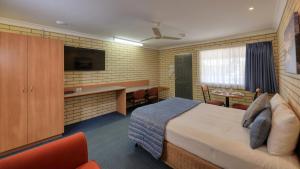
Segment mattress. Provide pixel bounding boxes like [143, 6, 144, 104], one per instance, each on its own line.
[165, 103, 300, 169]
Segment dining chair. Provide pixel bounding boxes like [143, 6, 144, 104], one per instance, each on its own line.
[147, 87, 159, 103]
[131, 90, 146, 106]
[201, 85, 224, 106]
[232, 88, 262, 110]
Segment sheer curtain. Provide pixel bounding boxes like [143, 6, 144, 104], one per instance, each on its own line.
[199, 46, 246, 89]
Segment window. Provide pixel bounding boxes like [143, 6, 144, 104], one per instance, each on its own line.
[199, 46, 246, 89]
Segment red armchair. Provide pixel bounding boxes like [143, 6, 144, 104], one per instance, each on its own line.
[0, 132, 101, 169]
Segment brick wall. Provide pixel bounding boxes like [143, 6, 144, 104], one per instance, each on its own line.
[3, 6, 297, 124]
[277, 0, 300, 107]
[0, 23, 160, 125]
[159, 33, 279, 106]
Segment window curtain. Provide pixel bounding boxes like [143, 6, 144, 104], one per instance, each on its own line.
[199, 46, 246, 89]
[245, 41, 278, 93]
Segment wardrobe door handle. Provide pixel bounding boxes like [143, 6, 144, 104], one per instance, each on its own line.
[30, 86, 33, 92]
[22, 88, 27, 93]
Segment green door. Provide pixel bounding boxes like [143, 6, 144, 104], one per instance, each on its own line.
[175, 54, 193, 99]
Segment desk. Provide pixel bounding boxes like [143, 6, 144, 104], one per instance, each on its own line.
[64, 81, 169, 116]
[64, 86, 127, 115]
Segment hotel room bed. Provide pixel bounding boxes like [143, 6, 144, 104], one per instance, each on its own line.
[129, 98, 300, 169]
[164, 103, 300, 169]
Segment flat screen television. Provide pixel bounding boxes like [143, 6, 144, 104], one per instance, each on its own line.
[64, 46, 105, 71]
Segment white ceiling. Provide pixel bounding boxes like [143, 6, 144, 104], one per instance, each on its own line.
[0, 0, 286, 49]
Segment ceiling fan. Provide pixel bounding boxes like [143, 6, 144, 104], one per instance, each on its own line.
[142, 22, 185, 42]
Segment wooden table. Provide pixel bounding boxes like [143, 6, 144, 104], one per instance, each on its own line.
[211, 90, 244, 107]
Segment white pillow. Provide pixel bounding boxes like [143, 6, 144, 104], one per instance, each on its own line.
[270, 93, 290, 112]
[267, 104, 300, 155]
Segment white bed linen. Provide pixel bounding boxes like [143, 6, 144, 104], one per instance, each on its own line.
[165, 103, 300, 169]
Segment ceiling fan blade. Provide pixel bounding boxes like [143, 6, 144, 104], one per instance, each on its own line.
[161, 36, 181, 40]
[152, 27, 162, 37]
[141, 37, 155, 42]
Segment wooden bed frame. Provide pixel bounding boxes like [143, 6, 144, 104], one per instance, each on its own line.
[162, 141, 221, 169]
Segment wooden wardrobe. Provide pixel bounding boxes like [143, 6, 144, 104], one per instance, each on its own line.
[0, 32, 64, 153]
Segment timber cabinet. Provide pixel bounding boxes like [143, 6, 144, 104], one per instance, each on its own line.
[0, 32, 64, 153]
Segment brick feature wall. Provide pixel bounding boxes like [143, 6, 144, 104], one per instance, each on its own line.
[64, 92, 116, 125]
[277, 0, 300, 107]
[159, 33, 279, 106]
[0, 24, 160, 125]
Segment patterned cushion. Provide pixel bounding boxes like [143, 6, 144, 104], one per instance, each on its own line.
[242, 93, 269, 128]
[250, 107, 272, 149]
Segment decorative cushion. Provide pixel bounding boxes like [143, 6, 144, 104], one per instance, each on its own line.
[270, 93, 290, 112]
[250, 107, 272, 149]
[242, 93, 269, 128]
[267, 104, 300, 155]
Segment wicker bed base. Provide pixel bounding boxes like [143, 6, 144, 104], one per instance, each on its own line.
[162, 141, 222, 169]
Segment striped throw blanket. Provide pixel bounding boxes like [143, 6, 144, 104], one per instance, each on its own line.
[128, 97, 200, 159]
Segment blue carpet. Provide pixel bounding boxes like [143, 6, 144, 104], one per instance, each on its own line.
[64, 110, 171, 169]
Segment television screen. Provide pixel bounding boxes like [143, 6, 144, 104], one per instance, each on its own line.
[64, 46, 105, 71]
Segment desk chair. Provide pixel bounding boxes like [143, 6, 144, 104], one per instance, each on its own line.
[131, 90, 146, 106]
[147, 87, 159, 103]
[232, 88, 262, 110]
[201, 85, 224, 106]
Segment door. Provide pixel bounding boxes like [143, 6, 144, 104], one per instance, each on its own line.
[27, 37, 64, 143]
[0, 32, 28, 152]
[175, 54, 193, 99]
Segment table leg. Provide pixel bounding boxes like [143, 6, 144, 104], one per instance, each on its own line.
[117, 89, 126, 115]
[225, 97, 229, 107]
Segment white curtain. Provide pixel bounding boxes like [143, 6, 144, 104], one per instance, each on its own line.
[199, 46, 246, 89]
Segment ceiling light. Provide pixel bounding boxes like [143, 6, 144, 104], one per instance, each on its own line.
[249, 6, 255, 11]
[114, 37, 143, 46]
[56, 20, 66, 25]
